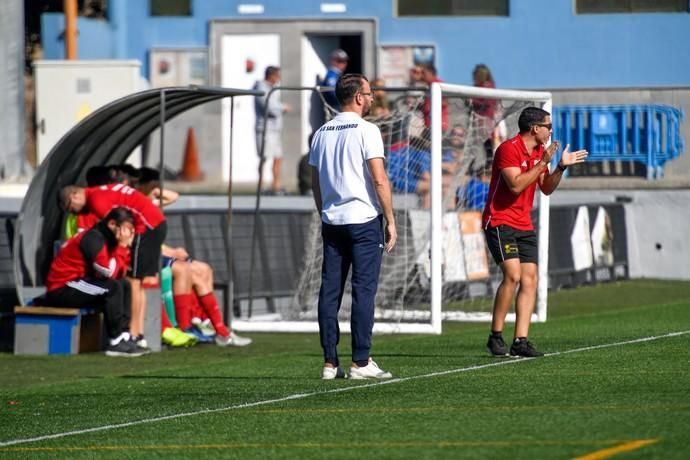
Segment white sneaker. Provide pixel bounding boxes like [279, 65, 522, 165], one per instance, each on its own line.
[191, 317, 216, 337]
[349, 358, 393, 380]
[215, 331, 252, 347]
[321, 366, 347, 380]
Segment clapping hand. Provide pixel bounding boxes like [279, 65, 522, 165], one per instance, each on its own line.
[542, 141, 560, 165]
[559, 144, 588, 167]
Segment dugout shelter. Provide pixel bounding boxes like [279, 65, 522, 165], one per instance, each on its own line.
[13, 86, 262, 304]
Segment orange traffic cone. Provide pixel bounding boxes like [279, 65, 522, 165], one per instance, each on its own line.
[179, 127, 204, 181]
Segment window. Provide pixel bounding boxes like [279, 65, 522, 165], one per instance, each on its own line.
[397, 0, 508, 17]
[150, 0, 191, 16]
[576, 0, 688, 14]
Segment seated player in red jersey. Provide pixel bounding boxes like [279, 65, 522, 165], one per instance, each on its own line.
[61, 182, 167, 350]
[38, 207, 148, 357]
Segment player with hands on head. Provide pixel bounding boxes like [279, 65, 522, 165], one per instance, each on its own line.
[482, 106, 587, 358]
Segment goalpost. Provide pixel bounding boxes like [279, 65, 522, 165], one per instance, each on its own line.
[232, 83, 552, 334]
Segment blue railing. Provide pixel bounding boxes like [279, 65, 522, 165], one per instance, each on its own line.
[552, 104, 684, 179]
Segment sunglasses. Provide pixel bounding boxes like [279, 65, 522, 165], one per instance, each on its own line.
[534, 123, 552, 130]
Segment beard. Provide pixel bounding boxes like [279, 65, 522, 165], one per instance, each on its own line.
[362, 100, 372, 117]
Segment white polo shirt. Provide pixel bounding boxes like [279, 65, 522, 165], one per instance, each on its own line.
[308, 111, 385, 225]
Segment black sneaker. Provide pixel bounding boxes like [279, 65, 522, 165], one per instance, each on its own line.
[105, 339, 146, 357]
[486, 334, 509, 357]
[509, 339, 544, 358]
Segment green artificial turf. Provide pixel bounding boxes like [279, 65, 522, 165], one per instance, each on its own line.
[1, 279, 689, 459]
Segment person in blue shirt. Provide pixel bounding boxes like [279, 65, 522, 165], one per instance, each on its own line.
[458, 164, 491, 211]
[321, 49, 349, 110]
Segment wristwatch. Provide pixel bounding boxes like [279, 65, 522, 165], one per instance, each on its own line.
[557, 163, 568, 172]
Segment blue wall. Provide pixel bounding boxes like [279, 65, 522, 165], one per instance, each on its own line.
[42, 0, 690, 89]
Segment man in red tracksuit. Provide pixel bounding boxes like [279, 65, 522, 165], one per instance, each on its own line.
[61, 182, 167, 349]
[40, 207, 147, 357]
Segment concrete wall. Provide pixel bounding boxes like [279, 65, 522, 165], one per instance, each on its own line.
[551, 189, 690, 280]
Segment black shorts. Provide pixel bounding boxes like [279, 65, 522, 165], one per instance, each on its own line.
[484, 224, 538, 265]
[129, 221, 167, 278]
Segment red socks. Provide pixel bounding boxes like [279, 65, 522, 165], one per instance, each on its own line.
[161, 304, 173, 331]
[174, 293, 196, 330]
[198, 293, 229, 337]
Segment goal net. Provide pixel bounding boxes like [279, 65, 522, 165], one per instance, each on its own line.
[235, 83, 552, 334]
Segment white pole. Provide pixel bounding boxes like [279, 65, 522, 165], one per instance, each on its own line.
[536, 98, 553, 322]
[430, 83, 443, 334]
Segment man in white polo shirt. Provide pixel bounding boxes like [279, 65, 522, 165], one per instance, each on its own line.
[309, 74, 397, 380]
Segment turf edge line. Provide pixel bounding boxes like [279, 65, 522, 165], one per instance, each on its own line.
[1, 330, 688, 448]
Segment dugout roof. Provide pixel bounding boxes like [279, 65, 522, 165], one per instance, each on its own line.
[13, 86, 262, 301]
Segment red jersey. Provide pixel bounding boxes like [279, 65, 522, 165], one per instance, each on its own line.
[47, 222, 131, 292]
[422, 76, 449, 131]
[471, 80, 497, 119]
[482, 134, 545, 231]
[83, 184, 164, 233]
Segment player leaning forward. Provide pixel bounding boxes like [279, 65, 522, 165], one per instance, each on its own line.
[309, 74, 397, 379]
[483, 107, 588, 357]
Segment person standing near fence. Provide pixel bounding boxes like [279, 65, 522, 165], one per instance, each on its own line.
[483, 107, 588, 358]
[254, 66, 289, 195]
[309, 74, 397, 380]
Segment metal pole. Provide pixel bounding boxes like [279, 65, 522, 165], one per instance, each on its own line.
[158, 90, 166, 212]
[226, 96, 235, 323]
[64, 0, 77, 59]
[247, 85, 278, 318]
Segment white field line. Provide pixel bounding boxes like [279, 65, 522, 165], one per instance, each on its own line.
[1, 330, 689, 448]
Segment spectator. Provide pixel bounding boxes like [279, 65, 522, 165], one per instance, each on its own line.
[61, 181, 167, 350]
[421, 64, 449, 132]
[254, 66, 289, 195]
[369, 78, 392, 119]
[471, 64, 503, 161]
[321, 49, 349, 110]
[38, 207, 147, 357]
[457, 164, 491, 211]
[387, 140, 432, 208]
[471, 64, 497, 119]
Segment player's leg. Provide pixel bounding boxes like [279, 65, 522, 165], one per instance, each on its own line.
[514, 262, 538, 339]
[128, 277, 143, 336]
[271, 157, 283, 193]
[484, 224, 522, 356]
[318, 222, 350, 373]
[348, 215, 392, 380]
[510, 230, 544, 357]
[187, 260, 247, 344]
[492, 258, 521, 332]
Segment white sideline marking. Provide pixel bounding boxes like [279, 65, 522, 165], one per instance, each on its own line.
[1, 330, 688, 448]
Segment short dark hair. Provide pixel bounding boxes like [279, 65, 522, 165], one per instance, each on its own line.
[265, 66, 280, 80]
[137, 166, 160, 186]
[335, 73, 368, 106]
[104, 207, 135, 226]
[518, 107, 551, 133]
[86, 165, 118, 186]
[108, 164, 140, 185]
